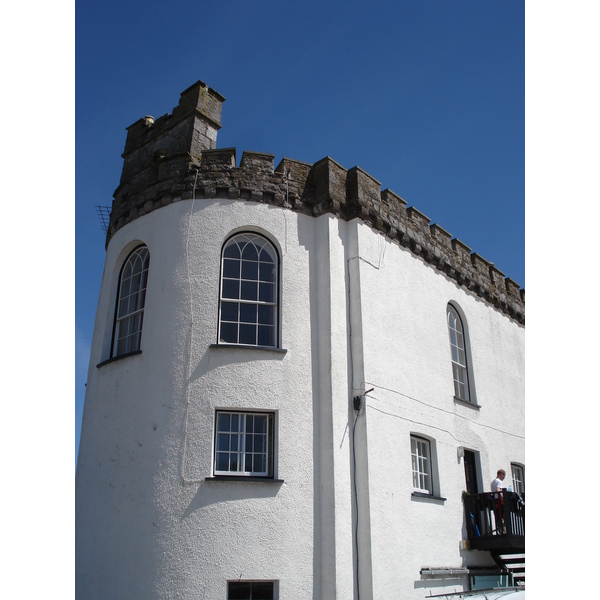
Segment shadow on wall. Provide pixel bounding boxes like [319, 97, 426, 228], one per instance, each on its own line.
[189, 343, 287, 383]
[182, 479, 283, 518]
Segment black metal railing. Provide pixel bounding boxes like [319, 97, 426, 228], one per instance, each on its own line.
[463, 491, 525, 552]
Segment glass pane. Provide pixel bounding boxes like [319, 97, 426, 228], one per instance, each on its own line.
[223, 258, 240, 278]
[258, 305, 274, 326]
[230, 435, 239, 452]
[258, 325, 275, 347]
[241, 242, 258, 261]
[216, 453, 229, 472]
[231, 414, 239, 432]
[241, 260, 258, 280]
[221, 302, 239, 323]
[220, 323, 238, 344]
[259, 282, 274, 303]
[254, 454, 266, 473]
[228, 581, 251, 599]
[240, 303, 257, 324]
[223, 243, 240, 259]
[259, 247, 275, 264]
[254, 435, 265, 453]
[216, 433, 229, 452]
[241, 281, 258, 301]
[246, 417, 254, 433]
[239, 324, 256, 345]
[254, 416, 267, 433]
[259, 262, 275, 282]
[245, 436, 253, 452]
[230, 455, 238, 471]
[217, 413, 230, 431]
[222, 279, 240, 300]
[244, 453, 253, 472]
[252, 582, 274, 600]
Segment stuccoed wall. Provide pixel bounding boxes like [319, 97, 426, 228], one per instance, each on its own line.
[353, 220, 524, 599]
[77, 199, 344, 599]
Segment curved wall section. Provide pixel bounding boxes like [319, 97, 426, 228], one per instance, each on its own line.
[77, 199, 326, 599]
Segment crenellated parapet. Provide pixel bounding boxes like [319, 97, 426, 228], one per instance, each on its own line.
[108, 82, 524, 324]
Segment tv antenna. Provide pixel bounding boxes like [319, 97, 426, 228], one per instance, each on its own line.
[95, 205, 111, 234]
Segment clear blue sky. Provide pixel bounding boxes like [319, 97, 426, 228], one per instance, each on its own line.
[75, 1, 525, 463]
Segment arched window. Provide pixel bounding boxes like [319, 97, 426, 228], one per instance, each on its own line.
[447, 304, 471, 402]
[112, 245, 150, 357]
[218, 233, 278, 348]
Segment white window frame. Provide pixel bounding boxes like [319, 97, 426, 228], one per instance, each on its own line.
[411, 435, 433, 494]
[447, 303, 472, 403]
[218, 232, 279, 348]
[112, 245, 150, 357]
[227, 580, 277, 600]
[214, 411, 274, 478]
[511, 463, 525, 495]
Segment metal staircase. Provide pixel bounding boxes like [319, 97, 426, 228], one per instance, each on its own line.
[492, 552, 525, 587]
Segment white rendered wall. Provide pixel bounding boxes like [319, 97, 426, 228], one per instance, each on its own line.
[353, 220, 525, 599]
[77, 201, 524, 599]
[77, 200, 337, 599]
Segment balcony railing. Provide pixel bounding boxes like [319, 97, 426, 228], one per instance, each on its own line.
[463, 491, 525, 553]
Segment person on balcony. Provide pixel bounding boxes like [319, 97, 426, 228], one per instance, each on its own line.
[491, 469, 507, 534]
[491, 469, 507, 492]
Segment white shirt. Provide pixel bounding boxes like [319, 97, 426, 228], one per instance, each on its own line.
[491, 477, 506, 492]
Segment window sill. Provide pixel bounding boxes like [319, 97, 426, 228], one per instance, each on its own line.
[453, 397, 481, 410]
[411, 492, 447, 503]
[97, 350, 142, 369]
[205, 476, 284, 484]
[210, 343, 287, 354]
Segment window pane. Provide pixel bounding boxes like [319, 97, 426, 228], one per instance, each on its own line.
[228, 582, 251, 600]
[258, 325, 275, 347]
[240, 303, 258, 324]
[254, 454, 266, 473]
[221, 302, 239, 323]
[217, 433, 229, 452]
[216, 453, 229, 472]
[254, 435, 265, 454]
[220, 323, 238, 344]
[241, 242, 258, 261]
[241, 260, 258, 280]
[239, 324, 257, 345]
[217, 412, 230, 431]
[254, 416, 267, 434]
[252, 582, 274, 600]
[222, 279, 240, 300]
[241, 280, 258, 301]
[259, 282, 274, 303]
[223, 243, 240, 259]
[245, 453, 253, 472]
[223, 258, 240, 278]
[231, 413, 240, 432]
[258, 305, 274, 326]
[259, 262, 275, 282]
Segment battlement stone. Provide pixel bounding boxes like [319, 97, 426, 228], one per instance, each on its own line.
[108, 83, 524, 324]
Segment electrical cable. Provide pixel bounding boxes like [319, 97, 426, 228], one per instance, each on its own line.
[363, 382, 524, 441]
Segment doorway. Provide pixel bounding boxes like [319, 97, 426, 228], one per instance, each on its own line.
[463, 450, 480, 494]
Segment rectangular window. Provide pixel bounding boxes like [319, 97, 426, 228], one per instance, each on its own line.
[511, 463, 525, 495]
[228, 581, 275, 599]
[411, 435, 432, 494]
[215, 411, 274, 477]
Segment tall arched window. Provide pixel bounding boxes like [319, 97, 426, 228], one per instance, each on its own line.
[219, 233, 278, 348]
[112, 245, 150, 357]
[447, 304, 471, 402]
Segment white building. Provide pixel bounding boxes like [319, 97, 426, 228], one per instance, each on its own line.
[76, 80, 525, 599]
